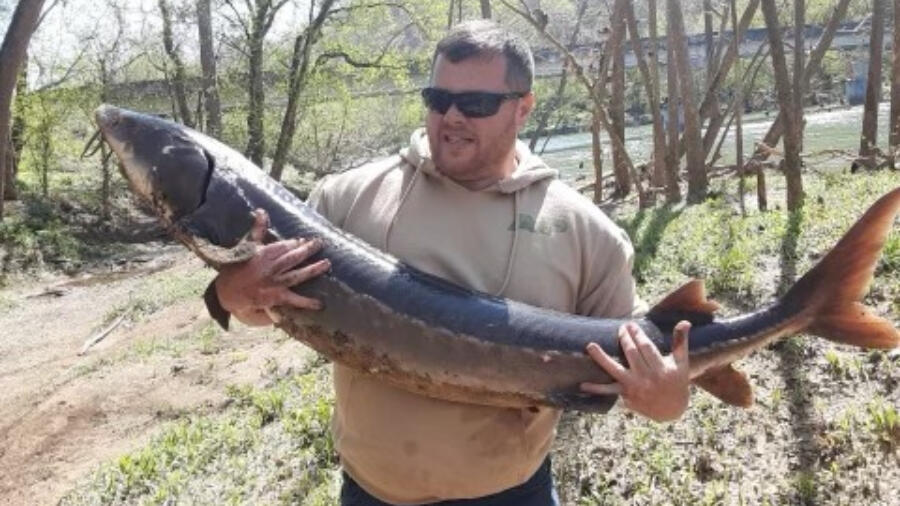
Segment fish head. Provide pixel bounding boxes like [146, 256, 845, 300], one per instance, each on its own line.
[94, 104, 211, 223]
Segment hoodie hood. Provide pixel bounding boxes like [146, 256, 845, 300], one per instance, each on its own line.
[400, 128, 558, 194]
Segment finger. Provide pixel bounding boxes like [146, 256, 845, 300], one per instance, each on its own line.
[277, 290, 324, 311]
[273, 259, 331, 287]
[628, 321, 666, 370]
[269, 238, 324, 275]
[258, 238, 303, 262]
[672, 320, 691, 367]
[250, 209, 270, 242]
[586, 342, 627, 381]
[580, 381, 622, 396]
[619, 323, 649, 374]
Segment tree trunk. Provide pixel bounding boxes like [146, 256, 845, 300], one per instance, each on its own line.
[793, 0, 804, 150]
[480, 0, 491, 18]
[731, 0, 745, 215]
[703, 0, 720, 129]
[699, 0, 760, 120]
[528, 0, 587, 152]
[761, 0, 803, 211]
[891, 0, 900, 165]
[858, 0, 885, 168]
[591, 107, 603, 203]
[704, 0, 714, 75]
[245, 0, 284, 167]
[7, 56, 27, 201]
[647, 0, 667, 188]
[246, 38, 266, 166]
[751, 0, 852, 163]
[667, 0, 706, 202]
[159, 0, 193, 127]
[271, 0, 335, 181]
[624, 0, 665, 196]
[197, 0, 221, 137]
[99, 62, 113, 221]
[610, 25, 629, 197]
[665, 24, 682, 203]
[0, 0, 46, 219]
[693, 0, 760, 159]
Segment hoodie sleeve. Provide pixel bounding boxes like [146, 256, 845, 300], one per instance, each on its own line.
[575, 218, 648, 319]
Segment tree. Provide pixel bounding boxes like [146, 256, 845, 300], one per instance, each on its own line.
[858, 1, 885, 169]
[667, 0, 707, 202]
[891, 0, 900, 165]
[761, 0, 803, 211]
[794, 0, 804, 150]
[270, 0, 336, 181]
[624, 0, 667, 199]
[665, 15, 681, 203]
[223, 0, 293, 166]
[196, 0, 221, 137]
[731, 0, 744, 214]
[750, 0, 852, 165]
[528, 0, 587, 154]
[159, 0, 194, 127]
[610, 10, 629, 197]
[501, 0, 648, 207]
[480, 0, 491, 18]
[0, 0, 47, 220]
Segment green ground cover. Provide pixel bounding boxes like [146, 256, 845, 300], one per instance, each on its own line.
[56, 168, 900, 505]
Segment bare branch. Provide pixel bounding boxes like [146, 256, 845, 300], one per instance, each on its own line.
[34, 48, 87, 92]
[35, 0, 63, 29]
[222, 0, 251, 39]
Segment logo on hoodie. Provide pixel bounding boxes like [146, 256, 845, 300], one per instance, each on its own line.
[509, 213, 569, 236]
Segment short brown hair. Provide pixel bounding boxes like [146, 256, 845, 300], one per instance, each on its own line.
[432, 20, 534, 92]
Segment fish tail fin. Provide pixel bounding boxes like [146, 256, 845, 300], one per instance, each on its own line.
[786, 187, 900, 349]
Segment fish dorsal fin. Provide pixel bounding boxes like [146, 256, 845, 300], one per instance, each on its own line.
[646, 280, 720, 328]
[693, 364, 753, 407]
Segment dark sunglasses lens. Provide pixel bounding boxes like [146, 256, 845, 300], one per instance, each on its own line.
[455, 93, 503, 118]
[422, 88, 451, 114]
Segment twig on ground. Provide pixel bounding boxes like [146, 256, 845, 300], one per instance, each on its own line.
[79, 314, 127, 356]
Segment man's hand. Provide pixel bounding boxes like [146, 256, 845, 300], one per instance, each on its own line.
[215, 209, 331, 326]
[581, 321, 691, 422]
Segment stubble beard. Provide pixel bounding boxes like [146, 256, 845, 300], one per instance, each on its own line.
[430, 118, 518, 185]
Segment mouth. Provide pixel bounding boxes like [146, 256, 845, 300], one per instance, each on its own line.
[442, 132, 475, 146]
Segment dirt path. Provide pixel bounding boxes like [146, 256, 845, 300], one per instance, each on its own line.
[0, 249, 316, 505]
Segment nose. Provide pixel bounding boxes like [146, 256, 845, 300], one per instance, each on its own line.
[442, 103, 466, 123]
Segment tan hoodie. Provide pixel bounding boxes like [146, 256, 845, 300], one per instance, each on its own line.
[308, 128, 643, 504]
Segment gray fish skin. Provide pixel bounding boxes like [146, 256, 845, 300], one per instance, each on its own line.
[94, 105, 900, 412]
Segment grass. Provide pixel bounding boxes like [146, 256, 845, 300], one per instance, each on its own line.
[60, 364, 337, 506]
[57, 167, 900, 505]
[101, 267, 210, 326]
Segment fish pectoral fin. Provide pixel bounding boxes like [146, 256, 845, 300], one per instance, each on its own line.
[646, 279, 720, 329]
[692, 364, 753, 408]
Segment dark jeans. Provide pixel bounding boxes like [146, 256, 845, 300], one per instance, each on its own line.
[340, 458, 559, 506]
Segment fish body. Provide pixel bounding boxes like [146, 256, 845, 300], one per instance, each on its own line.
[94, 105, 900, 412]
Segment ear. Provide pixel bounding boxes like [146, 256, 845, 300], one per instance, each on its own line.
[515, 92, 536, 129]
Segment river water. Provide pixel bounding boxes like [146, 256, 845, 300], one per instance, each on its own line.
[534, 102, 892, 182]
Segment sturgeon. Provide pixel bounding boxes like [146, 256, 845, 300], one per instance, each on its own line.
[93, 104, 900, 412]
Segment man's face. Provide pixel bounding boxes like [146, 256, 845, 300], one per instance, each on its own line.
[425, 54, 534, 188]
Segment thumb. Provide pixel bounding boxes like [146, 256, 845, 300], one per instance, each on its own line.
[672, 320, 691, 367]
[250, 209, 269, 242]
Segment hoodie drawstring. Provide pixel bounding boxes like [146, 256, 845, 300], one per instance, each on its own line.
[494, 190, 520, 297]
[383, 165, 421, 251]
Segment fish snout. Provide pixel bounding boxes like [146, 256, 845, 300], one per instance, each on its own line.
[94, 104, 123, 130]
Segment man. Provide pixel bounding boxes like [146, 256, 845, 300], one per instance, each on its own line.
[211, 20, 690, 505]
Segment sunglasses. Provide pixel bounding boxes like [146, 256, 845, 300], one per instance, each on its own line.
[421, 87, 527, 118]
